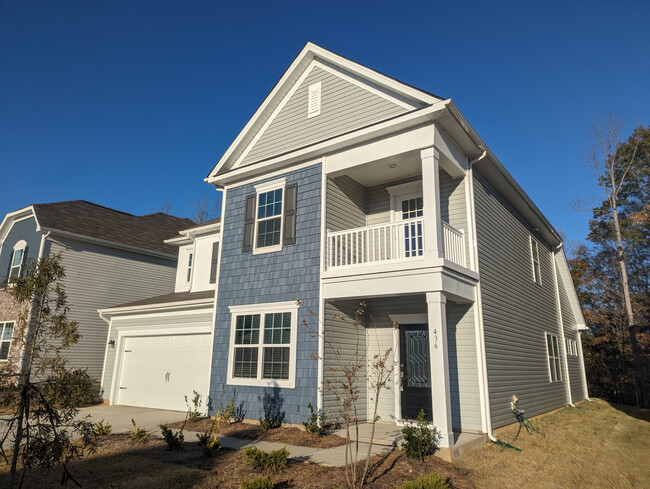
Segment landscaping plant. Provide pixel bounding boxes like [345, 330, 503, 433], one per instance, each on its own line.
[185, 390, 204, 422]
[196, 410, 223, 456]
[94, 419, 112, 436]
[259, 393, 282, 430]
[219, 383, 238, 423]
[399, 473, 450, 489]
[240, 475, 276, 489]
[160, 423, 185, 451]
[128, 418, 148, 443]
[243, 446, 289, 472]
[401, 409, 439, 460]
[0, 254, 98, 489]
[299, 402, 328, 436]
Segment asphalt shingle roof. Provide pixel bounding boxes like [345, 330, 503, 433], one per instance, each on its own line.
[104, 289, 215, 310]
[32, 200, 196, 255]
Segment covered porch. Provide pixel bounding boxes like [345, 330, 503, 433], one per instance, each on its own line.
[321, 292, 484, 449]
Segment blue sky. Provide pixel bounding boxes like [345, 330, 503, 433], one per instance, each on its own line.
[1, 0, 648, 247]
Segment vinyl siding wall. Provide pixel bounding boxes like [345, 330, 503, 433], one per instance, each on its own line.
[323, 300, 368, 421]
[326, 176, 365, 232]
[556, 262, 587, 401]
[210, 164, 322, 425]
[47, 238, 177, 380]
[241, 66, 407, 167]
[473, 171, 568, 428]
[102, 309, 214, 401]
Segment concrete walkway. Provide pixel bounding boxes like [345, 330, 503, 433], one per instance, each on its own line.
[78, 405, 395, 466]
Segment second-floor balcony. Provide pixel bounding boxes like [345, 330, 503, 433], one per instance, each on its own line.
[326, 218, 466, 270]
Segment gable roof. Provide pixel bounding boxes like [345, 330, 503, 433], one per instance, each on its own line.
[208, 42, 443, 179]
[28, 201, 195, 255]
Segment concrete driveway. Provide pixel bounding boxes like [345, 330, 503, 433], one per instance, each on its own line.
[76, 405, 187, 434]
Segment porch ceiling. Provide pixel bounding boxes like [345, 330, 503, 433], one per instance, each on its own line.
[335, 150, 422, 187]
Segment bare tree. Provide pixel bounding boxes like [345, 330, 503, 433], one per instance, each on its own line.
[587, 114, 646, 407]
[189, 190, 220, 224]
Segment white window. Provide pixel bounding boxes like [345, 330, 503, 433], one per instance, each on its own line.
[530, 237, 542, 285]
[186, 252, 193, 283]
[253, 179, 285, 253]
[9, 241, 27, 278]
[227, 301, 299, 388]
[573, 340, 578, 356]
[0, 322, 14, 361]
[546, 333, 561, 382]
[307, 82, 321, 118]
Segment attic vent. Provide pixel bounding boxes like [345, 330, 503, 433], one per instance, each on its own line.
[308, 82, 321, 118]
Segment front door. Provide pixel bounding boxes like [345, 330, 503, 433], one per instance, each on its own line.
[399, 324, 433, 421]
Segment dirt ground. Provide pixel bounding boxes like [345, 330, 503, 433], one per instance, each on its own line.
[169, 418, 347, 449]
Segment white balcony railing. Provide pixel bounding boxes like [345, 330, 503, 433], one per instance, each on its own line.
[326, 219, 467, 270]
[442, 221, 466, 268]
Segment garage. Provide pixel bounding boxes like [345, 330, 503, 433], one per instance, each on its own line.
[115, 333, 211, 412]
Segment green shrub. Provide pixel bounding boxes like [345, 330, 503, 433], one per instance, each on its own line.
[299, 402, 327, 436]
[220, 384, 237, 423]
[94, 419, 112, 436]
[196, 431, 221, 456]
[259, 394, 282, 430]
[185, 390, 204, 422]
[128, 418, 148, 443]
[401, 409, 438, 460]
[243, 446, 289, 472]
[399, 473, 450, 489]
[160, 424, 184, 450]
[240, 475, 275, 489]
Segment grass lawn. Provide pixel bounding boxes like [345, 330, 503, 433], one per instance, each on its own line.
[458, 398, 650, 489]
[0, 398, 647, 488]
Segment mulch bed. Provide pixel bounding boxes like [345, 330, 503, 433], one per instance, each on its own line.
[169, 418, 347, 449]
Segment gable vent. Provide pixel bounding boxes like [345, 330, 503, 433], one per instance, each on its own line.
[308, 82, 321, 118]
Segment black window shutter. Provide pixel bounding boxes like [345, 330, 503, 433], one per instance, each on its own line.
[242, 194, 256, 252]
[283, 184, 297, 246]
[209, 241, 220, 284]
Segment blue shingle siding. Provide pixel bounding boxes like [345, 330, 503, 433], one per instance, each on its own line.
[0, 217, 42, 283]
[210, 163, 322, 424]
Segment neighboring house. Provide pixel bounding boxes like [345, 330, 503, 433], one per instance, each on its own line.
[0, 201, 195, 381]
[99, 218, 220, 411]
[200, 42, 589, 450]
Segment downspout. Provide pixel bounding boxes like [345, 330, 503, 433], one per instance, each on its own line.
[468, 150, 499, 442]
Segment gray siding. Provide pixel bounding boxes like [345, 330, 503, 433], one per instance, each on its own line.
[48, 238, 177, 380]
[102, 310, 213, 399]
[241, 66, 407, 166]
[0, 217, 42, 283]
[446, 302, 482, 432]
[365, 176, 422, 226]
[473, 172, 568, 428]
[324, 300, 368, 421]
[557, 263, 587, 401]
[439, 172, 470, 266]
[326, 176, 366, 232]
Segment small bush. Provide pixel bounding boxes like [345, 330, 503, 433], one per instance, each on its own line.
[160, 423, 184, 450]
[401, 409, 438, 460]
[196, 431, 221, 456]
[399, 473, 450, 489]
[94, 419, 112, 436]
[299, 402, 327, 436]
[240, 475, 275, 489]
[243, 446, 289, 472]
[128, 418, 148, 443]
[185, 390, 204, 422]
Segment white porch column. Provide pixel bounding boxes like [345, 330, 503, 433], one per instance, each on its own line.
[421, 147, 444, 259]
[426, 291, 454, 448]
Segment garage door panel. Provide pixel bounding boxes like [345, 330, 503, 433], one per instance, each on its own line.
[117, 333, 211, 411]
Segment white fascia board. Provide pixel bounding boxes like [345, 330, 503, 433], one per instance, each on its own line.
[43, 228, 176, 260]
[0, 206, 36, 243]
[98, 296, 215, 318]
[164, 235, 193, 246]
[208, 102, 447, 187]
[208, 42, 442, 180]
[177, 222, 221, 239]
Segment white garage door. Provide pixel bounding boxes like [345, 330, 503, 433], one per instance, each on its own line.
[117, 334, 211, 411]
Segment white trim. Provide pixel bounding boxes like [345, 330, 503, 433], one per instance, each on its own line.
[552, 250, 573, 405]
[392, 324, 401, 422]
[9, 240, 27, 278]
[226, 301, 300, 389]
[545, 332, 562, 383]
[386, 181, 423, 223]
[254, 177, 287, 193]
[0, 321, 15, 362]
[317, 160, 327, 412]
[0, 206, 36, 243]
[530, 237, 542, 285]
[225, 159, 322, 190]
[388, 314, 428, 325]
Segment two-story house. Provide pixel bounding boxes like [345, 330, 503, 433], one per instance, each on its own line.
[203, 43, 589, 453]
[99, 218, 220, 411]
[0, 200, 195, 381]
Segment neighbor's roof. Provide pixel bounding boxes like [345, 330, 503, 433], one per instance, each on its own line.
[32, 200, 196, 255]
[99, 289, 215, 314]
